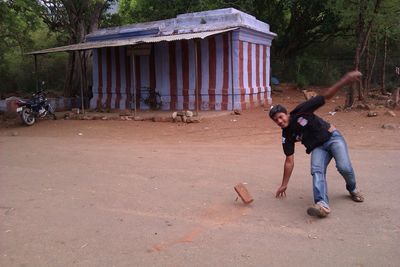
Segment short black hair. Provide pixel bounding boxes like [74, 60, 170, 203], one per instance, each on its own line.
[269, 104, 287, 119]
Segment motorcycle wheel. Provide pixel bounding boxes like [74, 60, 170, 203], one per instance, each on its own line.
[21, 108, 36, 126]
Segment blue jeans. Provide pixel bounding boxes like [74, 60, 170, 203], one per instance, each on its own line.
[310, 130, 357, 208]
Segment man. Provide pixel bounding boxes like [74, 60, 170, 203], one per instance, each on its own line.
[269, 71, 364, 218]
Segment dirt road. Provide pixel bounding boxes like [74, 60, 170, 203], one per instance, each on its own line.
[1, 91, 400, 266]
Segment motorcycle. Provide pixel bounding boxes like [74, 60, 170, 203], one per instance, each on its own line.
[16, 89, 57, 126]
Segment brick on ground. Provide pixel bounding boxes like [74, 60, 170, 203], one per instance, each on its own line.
[234, 183, 254, 204]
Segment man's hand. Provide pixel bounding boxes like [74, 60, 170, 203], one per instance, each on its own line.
[276, 155, 294, 198]
[344, 70, 362, 83]
[324, 70, 362, 100]
[276, 185, 288, 198]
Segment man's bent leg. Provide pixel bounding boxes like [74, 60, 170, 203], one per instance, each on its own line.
[311, 146, 332, 208]
[328, 131, 357, 193]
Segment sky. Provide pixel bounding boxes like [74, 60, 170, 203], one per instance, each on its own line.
[108, 0, 119, 14]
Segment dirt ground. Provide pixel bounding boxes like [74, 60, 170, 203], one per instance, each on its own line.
[1, 88, 400, 267]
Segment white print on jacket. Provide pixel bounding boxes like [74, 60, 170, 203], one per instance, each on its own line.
[297, 117, 308, 127]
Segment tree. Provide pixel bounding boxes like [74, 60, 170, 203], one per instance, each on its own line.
[331, 0, 386, 107]
[0, 0, 42, 95]
[374, 0, 400, 93]
[35, 0, 114, 97]
[271, 0, 342, 59]
[119, 0, 342, 59]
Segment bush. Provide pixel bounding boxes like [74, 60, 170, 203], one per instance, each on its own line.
[0, 23, 68, 98]
[295, 73, 308, 88]
[272, 55, 351, 88]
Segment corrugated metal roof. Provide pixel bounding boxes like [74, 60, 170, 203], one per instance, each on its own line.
[27, 28, 237, 55]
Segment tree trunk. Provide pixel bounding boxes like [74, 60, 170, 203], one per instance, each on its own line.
[64, 50, 83, 97]
[345, 0, 383, 107]
[367, 35, 378, 91]
[347, 40, 362, 108]
[64, 51, 75, 97]
[345, 0, 365, 108]
[381, 30, 387, 94]
[62, 1, 107, 98]
[364, 38, 370, 93]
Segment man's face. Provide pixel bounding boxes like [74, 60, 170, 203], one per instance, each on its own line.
[272, 112, 290, 128]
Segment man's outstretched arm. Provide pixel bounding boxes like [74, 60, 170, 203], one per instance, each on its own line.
[323, 71, 362, 100]
[276, 155, 294, 198]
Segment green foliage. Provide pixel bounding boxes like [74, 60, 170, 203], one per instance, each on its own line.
[0, 1, 68, 97]
[273, 54, 344, 88]
[0, 23, 68, 97]
[119, 0, 197, 24]
[0, 0, 38, 96]
[1, 0, 399, 97]
[117, 0, 348, 85]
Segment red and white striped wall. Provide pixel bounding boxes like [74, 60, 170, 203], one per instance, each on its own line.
[90, 30, 272, 111]
[236, 40, 271, 109]
[90, 46, 133, 110]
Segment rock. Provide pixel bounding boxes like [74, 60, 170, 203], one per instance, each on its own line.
[172, 110, 194, 122]
[386, 99, 395, 108]
[71, 108, 80, 114]
[134, 116, 143, 121]
[233, 109, 242, 115]
[11, 131, 18, 136]
[186, 117, 201, 123]
[65, 112, 79, 120]
[185, 110, 193, 117]
[334, 106, 343, 112]
[119, 110, 132, 116]
[382, 123, 397, 130]
[82, 115, 93, 120]
[385, 110, 396, 117]
[101, 116, 108, 120]
[356, 103, 367, 110]
[366, 103, 376, 110]
[120, 115, 134, 120]
[92, 115, 102, 120]
[152, 116, 170, 122]
[182, 115, 187, 123]
[120, 115, 133, 121]
[383, 91, 392, 96]
[367, 111, 378, 117]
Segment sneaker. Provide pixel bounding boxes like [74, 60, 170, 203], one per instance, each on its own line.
[307, 203, 331, 218]
[350, 190, 364, 202]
